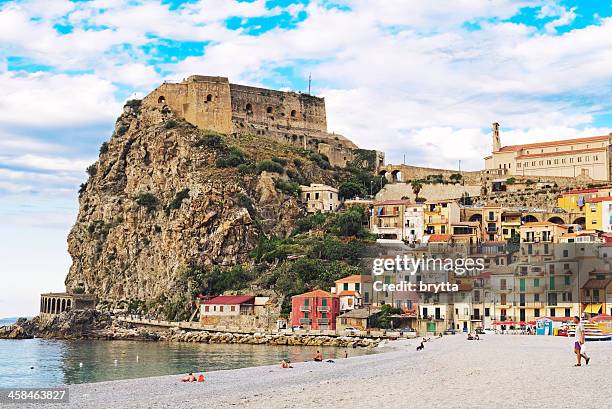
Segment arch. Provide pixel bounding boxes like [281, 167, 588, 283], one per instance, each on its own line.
[66, 299, 72, 311]
[206, 94, 213, 102]
[44, 298, 48, 313]
[523, 214, 539, 223]
[469, 214, 483, 223]
[245, 103, 253, 113]
[391, 169, 402, 183]
[51, 298, 56, 314]
[266, 106, 273, 114]
[572, 217, 585, 227]
[290, 109, 297, 118]
[61, 299, 66, 313]
[157, 96, 166, 104]
[548, 216, 564, 225]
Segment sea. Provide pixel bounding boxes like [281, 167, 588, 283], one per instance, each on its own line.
[0, 337, 373, 387]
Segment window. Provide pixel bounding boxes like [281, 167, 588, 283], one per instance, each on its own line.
[158, 96, 166, 104]
[204, 306, 210, 312]
[534, 278, 539, 287]
[246, 103, 253, 112]
[534, 309, 540, 318]
[343, 283, 349, 291]
[519, 278, 525, 291]
[220, 306, 224, 312]
[355, 283, 360, 292]
[534, 293, 540, 302]
[564, 276, 570, 285]
[266, 106, 273, 114]
[549, 277, 555, 290]
[290, 109, 297, 117]
[485, 308, 490, 317]
[565, 308, 570, 317]
[206, 94, 213, 102]
[550, 308, 555, 317]
[231, 305, 236, 312]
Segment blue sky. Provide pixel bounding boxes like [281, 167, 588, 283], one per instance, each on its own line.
[1, 0, 612, 317]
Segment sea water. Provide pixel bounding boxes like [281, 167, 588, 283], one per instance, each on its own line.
[0, 338, 372, 387]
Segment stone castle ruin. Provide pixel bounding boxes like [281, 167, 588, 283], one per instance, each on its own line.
[143, 75, 382, 168]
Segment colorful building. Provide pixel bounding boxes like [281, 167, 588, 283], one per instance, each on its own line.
[585, 197, 612, 232]
[370, 199, 412, 241]
[557, 186, 612, 213]
[424, 200, 460, 235]
[331, 274, 373, 311]
[501, 210, 522, 239]
[520, 221, 569, 244]
[291, 290, 340, 330]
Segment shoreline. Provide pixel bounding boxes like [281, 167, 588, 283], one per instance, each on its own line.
[18, 334, 612, 409]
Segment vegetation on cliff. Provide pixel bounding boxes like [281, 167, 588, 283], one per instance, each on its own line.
[66, 100, 378, 319]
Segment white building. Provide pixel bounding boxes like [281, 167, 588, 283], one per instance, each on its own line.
[405, 204, 424, 243]
[200, 296, 255, 317]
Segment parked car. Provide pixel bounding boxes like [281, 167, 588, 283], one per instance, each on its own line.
[344, 326, 360, 335]
[444, 328, 456, 335]
[291, 325, 304, 331]
[398, 327, 416, 334]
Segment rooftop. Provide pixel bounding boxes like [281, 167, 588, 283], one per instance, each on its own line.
[201, 296, 255, 305]
[497, 135, 610, 153]
[292, 289, 337, 299]
[335, 274, 372, 284]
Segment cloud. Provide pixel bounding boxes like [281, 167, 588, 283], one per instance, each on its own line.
[0, 71, 120, 127]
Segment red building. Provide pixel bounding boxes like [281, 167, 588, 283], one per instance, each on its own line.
[291, 289, 340, 330]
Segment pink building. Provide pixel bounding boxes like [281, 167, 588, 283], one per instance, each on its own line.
[291, 290, 340, 330]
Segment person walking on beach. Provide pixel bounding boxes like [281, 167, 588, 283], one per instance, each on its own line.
[573, 316, 590, 366]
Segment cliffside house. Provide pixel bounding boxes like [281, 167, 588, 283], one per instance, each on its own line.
[300, 184, 340, 213]
[200, 296, 255, 317]
[370, 199, 412, 241]
[40, 293, 96, 318]
[291, 290, 340, 330]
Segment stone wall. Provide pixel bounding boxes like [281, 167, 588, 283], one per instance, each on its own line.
[376, 183, 482, 202]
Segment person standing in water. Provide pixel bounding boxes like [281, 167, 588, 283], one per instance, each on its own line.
[573, 316, 590, 366]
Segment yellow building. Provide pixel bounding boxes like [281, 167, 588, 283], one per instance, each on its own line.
[501, 211, 521, 240]
[424, 200, 460, 235]
[484, 123, 612, 180]
[520, 222, 569, 244]
[585, 197, 612, 231]
[557, 186, 612, 213]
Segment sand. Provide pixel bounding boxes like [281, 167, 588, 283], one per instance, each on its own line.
[21, 334, 612, 409]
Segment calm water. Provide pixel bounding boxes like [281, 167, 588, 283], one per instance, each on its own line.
[0, 338, 372, 387]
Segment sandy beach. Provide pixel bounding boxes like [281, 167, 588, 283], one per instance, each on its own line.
[21, 334, 611, 409]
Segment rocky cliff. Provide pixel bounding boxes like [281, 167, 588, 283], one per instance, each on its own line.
[65, 100, 366, 316]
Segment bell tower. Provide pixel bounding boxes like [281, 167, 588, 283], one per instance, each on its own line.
[492, 122, 501, 152]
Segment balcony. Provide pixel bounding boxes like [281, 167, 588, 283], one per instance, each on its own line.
[318, 318, 329, 325]
[299, 318, 311, 324]
[470, 315, 482, 321]
[299, 305, 310, 312]
[317, 306, 329, 312]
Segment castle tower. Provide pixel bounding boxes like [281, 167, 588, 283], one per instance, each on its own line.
[492, 122, 501, 152]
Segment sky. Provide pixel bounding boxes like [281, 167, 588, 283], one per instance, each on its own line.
[1, 0, 612, 317]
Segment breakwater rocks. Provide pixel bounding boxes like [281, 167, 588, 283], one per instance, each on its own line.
[100, 327, 381, 348]
[166, 331, 381, 348]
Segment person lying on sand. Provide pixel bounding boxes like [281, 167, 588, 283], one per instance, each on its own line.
[313, 351, 323, 362]
[181, 373, 196, 382]
[197, 374, 205, 382]
[280, 360, 293, 368]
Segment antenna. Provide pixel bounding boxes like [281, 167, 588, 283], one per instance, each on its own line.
[308, 73, 312, 95]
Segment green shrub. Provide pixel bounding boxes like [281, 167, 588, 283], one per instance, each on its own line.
[99, 142, 109, 155]
[78, 183, 87, 195]
[293, 158, 303, 167]
[165, 119, 177, 129]
[271, 157, 288, 166]
[216, 147, 247, 168]
[135, 193, 159, 210]
[193, 133, 225, 149]
[257, 160, 285, 174]
[237, 162, 257, 175]
[86, 164, 97, 177]
[125, 99, 142, 111]
[117, 123, 129, 136]
[308, 152, 330, 169]
[274, 179, 301, 196]
[339, 181, 365, 199]
[506, 177, 516, 185]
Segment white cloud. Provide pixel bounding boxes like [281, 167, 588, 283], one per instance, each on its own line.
[0, 154, 93, 172]
[0, 71, 120, 127]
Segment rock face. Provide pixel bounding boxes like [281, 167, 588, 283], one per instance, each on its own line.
[64, 101, 337, 314]
[0, 311, 113, 340]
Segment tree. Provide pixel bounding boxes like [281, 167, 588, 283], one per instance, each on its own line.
[332, 207, 366, 237]
[339, 181, 365, 200]
[411, 180, 423, 197]
[450, 173, 462, 184]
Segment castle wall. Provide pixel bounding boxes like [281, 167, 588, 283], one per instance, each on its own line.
[143, 75, 233, 134]
[229, 84, 327, 134]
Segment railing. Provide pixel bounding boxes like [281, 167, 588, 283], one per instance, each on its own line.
[317, 306, 329, 312]
[317, 318, 329, 325]
[300, 305, 310, 312]
[470, 315, 481, 321]
[299, 318, 311, 324]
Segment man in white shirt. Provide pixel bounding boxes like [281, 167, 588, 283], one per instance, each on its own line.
[573, 316, 590, 366]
